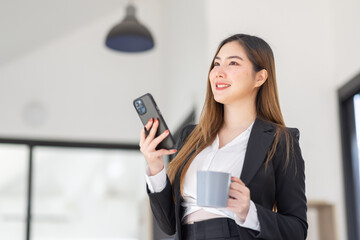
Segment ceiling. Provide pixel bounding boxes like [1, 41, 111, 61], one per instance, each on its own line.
[0, 0, 128, 66]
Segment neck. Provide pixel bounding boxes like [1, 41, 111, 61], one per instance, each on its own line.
[222, 98, 257, 131]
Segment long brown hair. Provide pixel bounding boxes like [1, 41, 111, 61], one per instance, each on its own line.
[167, 34, 292, 194]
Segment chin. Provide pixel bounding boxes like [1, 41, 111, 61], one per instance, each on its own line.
[213, 96, 228, 105]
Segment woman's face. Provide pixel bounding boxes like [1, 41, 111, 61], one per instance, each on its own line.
[209, 41, 260, 106]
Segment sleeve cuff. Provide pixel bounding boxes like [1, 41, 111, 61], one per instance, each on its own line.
[145, 166, 167, 193]
[235, 200, 261, 232]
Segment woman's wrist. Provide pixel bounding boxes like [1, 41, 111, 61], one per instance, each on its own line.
[237, 207, 249, 223]
[149, 162, 164, 176]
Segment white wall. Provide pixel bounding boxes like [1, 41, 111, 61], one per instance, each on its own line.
[333, 0, 360, 85]
[159, 0, 208, 131]
[0, 0, 164, 143]
[0, 0, 209, 143]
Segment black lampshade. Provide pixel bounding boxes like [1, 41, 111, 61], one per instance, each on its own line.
[105, 4, 154, 52]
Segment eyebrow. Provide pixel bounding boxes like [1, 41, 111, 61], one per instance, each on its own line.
[214, 56, 244, 61]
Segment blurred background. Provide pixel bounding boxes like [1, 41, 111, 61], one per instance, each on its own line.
[0, 0, 360, 239]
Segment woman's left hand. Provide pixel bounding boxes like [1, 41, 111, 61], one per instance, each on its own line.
[227, 176, 251, 223]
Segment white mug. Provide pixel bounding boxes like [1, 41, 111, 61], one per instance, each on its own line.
[197, 171, 231, 208]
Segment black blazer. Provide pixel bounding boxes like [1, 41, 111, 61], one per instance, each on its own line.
[147, 117, 308, 240]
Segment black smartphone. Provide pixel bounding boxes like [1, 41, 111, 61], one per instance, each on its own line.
[133, 93, 175, 150]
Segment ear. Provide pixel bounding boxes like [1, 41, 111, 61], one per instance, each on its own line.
[255, 69, 268, 88]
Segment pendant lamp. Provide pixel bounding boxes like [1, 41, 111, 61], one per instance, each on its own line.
[105, 3, 155, 52]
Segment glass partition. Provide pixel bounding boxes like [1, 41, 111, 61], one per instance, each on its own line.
[0, 144, 28, 240]
[31, 146, 150, 240]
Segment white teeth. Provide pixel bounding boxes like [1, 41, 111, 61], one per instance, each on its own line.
[216, 84, 230, 88]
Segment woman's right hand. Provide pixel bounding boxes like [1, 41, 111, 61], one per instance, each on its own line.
[139, 118, 177, 176]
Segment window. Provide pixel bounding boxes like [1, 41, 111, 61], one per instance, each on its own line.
[32, 147, 148, 239]
[0, 144, 28, 240]
[0, 139, 150, 240]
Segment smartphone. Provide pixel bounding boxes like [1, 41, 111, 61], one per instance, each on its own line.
[133, 93, 175, 150]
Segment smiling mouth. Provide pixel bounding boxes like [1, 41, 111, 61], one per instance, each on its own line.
[216, 84, 231, 88]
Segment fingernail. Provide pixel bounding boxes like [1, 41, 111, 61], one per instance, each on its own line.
[149, 118, 153, 122]
[173, 149, 177, 152]
[165, 129, 169, 134]
[155, 118, 159, 123]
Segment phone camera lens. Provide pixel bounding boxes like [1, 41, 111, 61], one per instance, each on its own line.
[135, 99, 146, 115]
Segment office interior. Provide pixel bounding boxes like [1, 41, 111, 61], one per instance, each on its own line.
[0, 0, 360, 239]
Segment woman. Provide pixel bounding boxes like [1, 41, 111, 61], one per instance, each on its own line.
[139, 34, 307, 239]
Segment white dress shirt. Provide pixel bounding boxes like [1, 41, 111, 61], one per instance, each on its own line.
[145, 121, 260, 232]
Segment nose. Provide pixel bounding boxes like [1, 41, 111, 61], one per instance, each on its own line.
[214, 66, 225, 78]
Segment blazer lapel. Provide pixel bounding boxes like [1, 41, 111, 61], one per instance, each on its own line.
[240, 117, 276, 185]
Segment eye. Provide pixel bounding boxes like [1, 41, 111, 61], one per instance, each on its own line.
[213, 62, 220, 66]
[229, 61, 239, 66]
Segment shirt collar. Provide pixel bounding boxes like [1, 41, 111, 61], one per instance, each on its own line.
[211, 120, 255, 150]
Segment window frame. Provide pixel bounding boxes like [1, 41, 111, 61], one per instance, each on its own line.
[338, 72, 360, 240]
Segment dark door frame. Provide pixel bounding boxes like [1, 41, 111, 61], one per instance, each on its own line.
[338, 72, 360, 240]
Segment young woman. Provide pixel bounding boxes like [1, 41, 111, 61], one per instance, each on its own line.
[139, 34, 307, 239]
